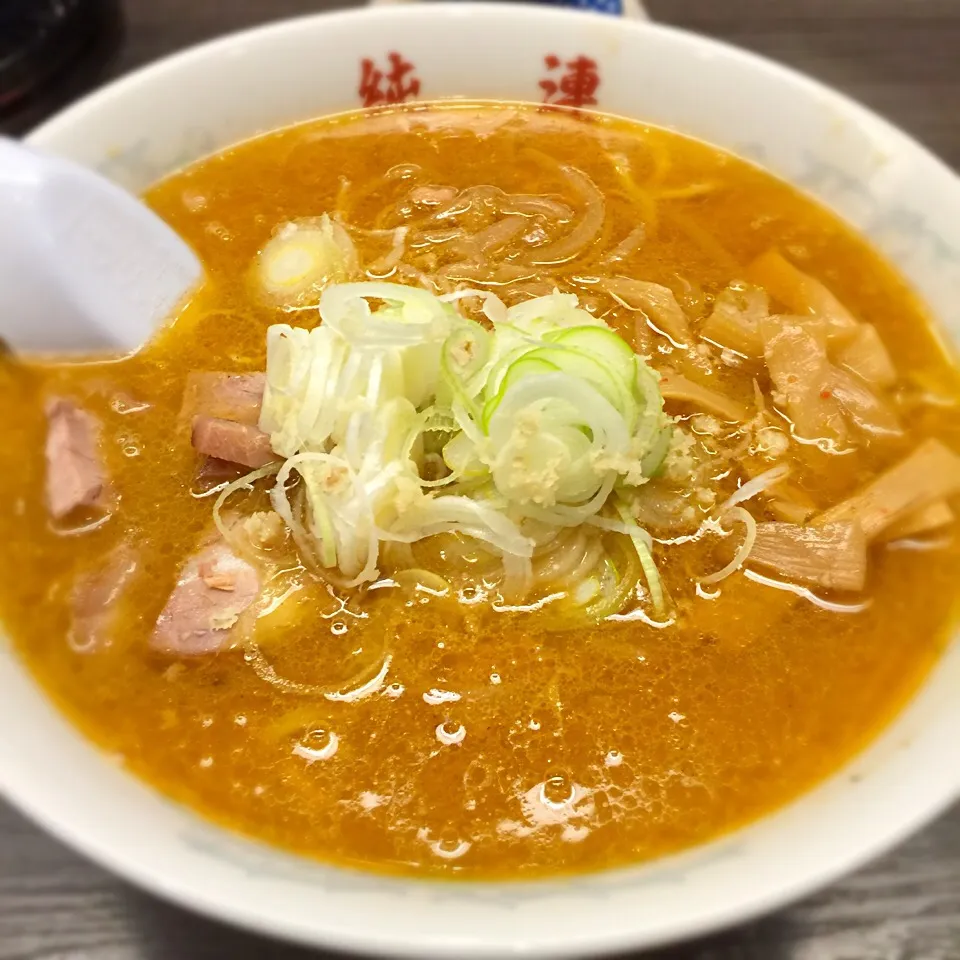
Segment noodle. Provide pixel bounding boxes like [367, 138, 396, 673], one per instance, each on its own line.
[655, 182, 720, 201]
[526, 164, 605, 265]
[664, 206, 741, 275]
[611, 152, 659, 237]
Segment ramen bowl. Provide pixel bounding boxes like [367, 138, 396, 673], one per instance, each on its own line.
[3, 5, 960, 957]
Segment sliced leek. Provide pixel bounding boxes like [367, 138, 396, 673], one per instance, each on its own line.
[251, 281, 672, 611]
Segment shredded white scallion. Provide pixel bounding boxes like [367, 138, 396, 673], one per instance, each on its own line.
[212, 463, 283, 547]
[715, 462, 791, 515]
[698, 506, 758, 585]
[237, 281, 672, 615]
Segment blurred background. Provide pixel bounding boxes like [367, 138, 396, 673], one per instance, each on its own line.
[2, 0, 960, 169]
[1, 2, 958, 959]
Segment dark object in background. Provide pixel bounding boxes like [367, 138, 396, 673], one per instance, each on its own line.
[0, 0, 123, 135]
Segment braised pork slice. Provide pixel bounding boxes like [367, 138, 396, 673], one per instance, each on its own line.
[191, 416, 275, 468]
[151, 543, 260, 656]
[180, 372, 265, 426]
[44, 398, 106, 519]
[193, 456, 248, 493]
[69, 545, 139, 653]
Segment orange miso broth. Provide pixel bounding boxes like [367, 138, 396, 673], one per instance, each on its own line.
[3, 102, 960, 879]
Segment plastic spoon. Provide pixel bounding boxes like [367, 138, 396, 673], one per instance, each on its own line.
[0, 137, 202, 354]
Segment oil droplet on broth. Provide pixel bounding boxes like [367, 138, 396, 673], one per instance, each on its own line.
[462, 758, 491, 792]
[417, 827, 472, 861]
[457, 584, 487, 605]
[292, 728, 339, 763]
[541, 774, 576, 809]
[497, 776, 596, 843]
[436, 721, 466, 745]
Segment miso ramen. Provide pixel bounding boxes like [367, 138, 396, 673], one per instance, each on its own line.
[3, 102, 960, 879]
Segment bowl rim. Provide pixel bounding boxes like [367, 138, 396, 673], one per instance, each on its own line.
[9, 4, 960, 958]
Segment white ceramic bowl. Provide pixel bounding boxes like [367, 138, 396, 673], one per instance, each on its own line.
[4, 6, 960, 957]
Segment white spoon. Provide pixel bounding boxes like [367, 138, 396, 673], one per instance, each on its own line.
[0, 137, 202, 354]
